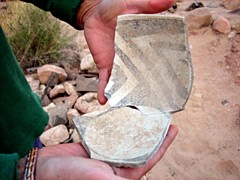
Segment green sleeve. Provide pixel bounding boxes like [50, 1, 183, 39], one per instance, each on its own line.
[0, 153, 19, 180]
[22, 0, 83, 29]
[0, 27, 48, 157]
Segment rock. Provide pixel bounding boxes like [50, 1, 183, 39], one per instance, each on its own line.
[80, 53, 99, 74]
[74, 93, 102, 114]
[49, 84, 65, 98]
[40, 125, 69, 146]
[186, 2, 204, 11]
[64, 82, 77, 95]
[76, 74, 98, 92]
[39, 84, 51, 96]
[52, 96, 68, 105]
[48, 103, 69, 127]
[213, 16, 231, 34]
[40, 84, 46, 91]
[37, 64, 67, 84]
[185, 8, 213, 30]
[228, 31, 237, 39]
[222, 0, 240, 10]
[70, 128, 81, 143]
[66, 80, 77, 86]
[67, 109, 80, 126]
[223, 13, 240, 33]
[26, 75, 40, 91]
[41, 95, 51, 107]
[65, 93, 79, 108]
[221, 99, 229, 105]
[52, 94, 78, 108]
[69, 128, 74, 135]
[168, 3, 178, 13]
[80, 49, 91, 60]
[43, 102, 56, 112]
[60, 60, 79, 80]
[53, 116, 68, 126]
[206, 1, 222, 8]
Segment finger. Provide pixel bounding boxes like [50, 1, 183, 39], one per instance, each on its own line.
[113, 125, 178, 179]
[149, 0, 175, 12]
[124, 0, 175, 14]
[84, 23, 115, 104]
[98, 68, 111, 104]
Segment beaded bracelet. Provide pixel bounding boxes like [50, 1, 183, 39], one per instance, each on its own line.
[24, 147, 38, 180]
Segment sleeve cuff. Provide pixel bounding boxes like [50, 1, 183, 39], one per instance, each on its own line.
[50, 0, 82, 29]
[24, 0, 83, 29]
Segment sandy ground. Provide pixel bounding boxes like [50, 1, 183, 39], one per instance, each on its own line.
[146, 6, 240, 180]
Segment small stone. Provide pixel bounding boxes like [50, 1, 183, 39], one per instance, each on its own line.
[80, 54, 99, 74]
[69, 128, 74, 135]
[53, 116, 68, 127]
[37, 64, 67, 84]
[48, 103, 69, 127]
[65, 93, 79, 108]
[74, 93, 102, 114]
[213, 16, 231, 34]
[64, 82, 77, 95]
[39, 84, 51, 96]
[66, 80, 77, 86]
[228, 31, 237, 39]
[49, 84, 65, 98]
[222, 0, 240, 10]
[40, 84, 46, 91]
[71, 128, 81, 143]
[76, 74, 98, 92]
[67, 109, 80, 126]
[221, 99, 229, 105]
[43, 102, 56, 112]
[41, 95, 51, 107]
[206, 1, 221, 8]
[185, 8, 213, 30]
[40, 125, 69, 146]
[61, 60, 79, 80]
[26, 75, 40, 92]
[52, 96, 68, 105]
[186, 2, 204, 11]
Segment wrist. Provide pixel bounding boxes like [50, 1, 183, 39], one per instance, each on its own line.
[18, 148, 39, 180]
[18, 157, 27, 180]
[76, 0, 102, 29]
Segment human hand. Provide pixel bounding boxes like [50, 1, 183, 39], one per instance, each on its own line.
[27, 125, 177, 180]
[77, 0, 175, 104]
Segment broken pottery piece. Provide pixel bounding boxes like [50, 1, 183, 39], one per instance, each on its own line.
[74, 14, 193, 167]
[105, 14, 193, 112]
[74, 106, 171, 167]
